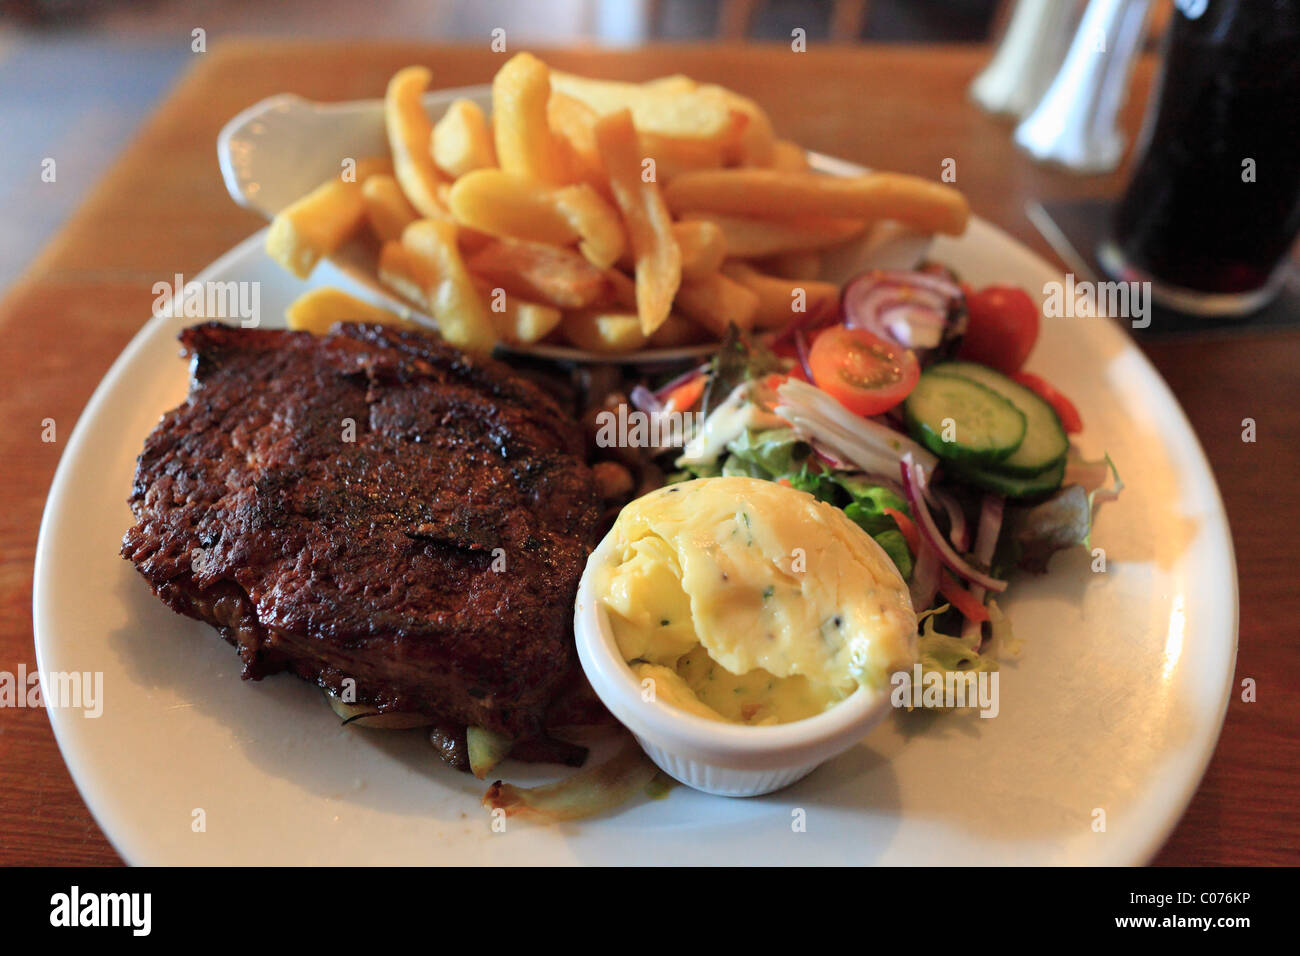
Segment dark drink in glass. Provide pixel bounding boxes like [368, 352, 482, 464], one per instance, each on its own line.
[1101, 0, 1300, 315]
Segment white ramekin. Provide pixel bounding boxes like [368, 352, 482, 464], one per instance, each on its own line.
[574, 531, 896, 797]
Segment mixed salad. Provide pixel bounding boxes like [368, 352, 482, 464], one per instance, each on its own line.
[631, 266, 1122, 678]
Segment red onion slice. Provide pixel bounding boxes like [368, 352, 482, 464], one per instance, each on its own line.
[900, 455, 1007, 594]
[846, 283, 946, 322]
[793, 328, 816, 385]
[875, 269, 962, 299]
[810, 443, 850, 470]
[629, 385, 664, 415]
[879, 305, 946, 349]
[962, 493, 1005, 641]
[910, 539, 942, 611]
[842, 269, 962, 350]
[973, 494, 1005, 568]
[928, 486, 970, 552]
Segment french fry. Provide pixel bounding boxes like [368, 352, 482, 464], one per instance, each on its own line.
[679, 211, 866, 258]
[554, 184, 626, 269]
[348, 62, 972, 363]
[673, 272, 759, 336]
[648, 312, 706, 348]
[377, 240, 436, 309]
[547, 91, 612, 197]
[560, 309, 649, 354]
[285, 287, 409, 335]
[493, 52, 565, 184]
[431, 98, 497, 178]
[757, 249, 823, 280]
[361, 173, 418, 242]
[673, 219, 727, 279]
[664, 169, 970, 235]
[467, 237, 611, 309]
[595, 109, 681, 335]
[380, 229, 492, 304]
[551, 70, 737, 142]
[641, 74, 697, 96]
[602, 267, 638, 310]
[617, 219, 726, 278]
[451, 220, 496, 256]
[638, 131, 727, 180]
[731, 106, 776, 167]
[393, 179, 495, 254]
[770, 139, 810, 172]
[449, 169, 577, 245]
[265, 157, 392, 278]
[697, 84, 776, 166]
[448, 170, 626, 269]
[385, 66, 446, 217]
[401, 219, 497, 353]
[474, 280, 563, 345]
[722, 261, 839, 330]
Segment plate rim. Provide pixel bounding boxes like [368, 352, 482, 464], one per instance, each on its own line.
[32, 231, 275, 864]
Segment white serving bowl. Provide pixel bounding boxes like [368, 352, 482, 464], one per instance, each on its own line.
[573, 531, 897, 797]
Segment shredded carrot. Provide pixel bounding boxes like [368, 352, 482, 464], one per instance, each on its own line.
[665, 376, 706, 412]
[939, 571, 989, 623]
[883, 506, 920, 555]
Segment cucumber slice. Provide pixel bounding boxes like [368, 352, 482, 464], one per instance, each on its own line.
[953, 457, 1066, 498]
[927, 361, 1068, 476]
[903, 370, 1026, 464]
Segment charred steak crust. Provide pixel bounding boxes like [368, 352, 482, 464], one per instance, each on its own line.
[122, 322, 600, 738]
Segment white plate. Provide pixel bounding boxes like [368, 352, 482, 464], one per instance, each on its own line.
[216, 86, 933, 364]
[35, 143, 1235, 866]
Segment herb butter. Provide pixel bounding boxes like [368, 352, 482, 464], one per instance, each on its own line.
[598, 477, 916, 725]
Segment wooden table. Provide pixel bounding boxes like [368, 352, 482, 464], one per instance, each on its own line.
[2, 41, 1295, 866]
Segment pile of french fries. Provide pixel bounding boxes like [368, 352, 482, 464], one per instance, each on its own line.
[270, 53, 970, 355]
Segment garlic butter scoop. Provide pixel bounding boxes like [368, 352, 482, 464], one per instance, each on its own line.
[597, 477, 916, 725]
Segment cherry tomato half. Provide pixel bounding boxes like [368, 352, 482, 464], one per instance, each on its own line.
[1011, 371, 1084, 434]
[957, 284, 1039, 374]
[808, 326, 920, 416]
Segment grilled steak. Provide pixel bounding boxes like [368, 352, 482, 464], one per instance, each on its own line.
[122, 322, 601, 741]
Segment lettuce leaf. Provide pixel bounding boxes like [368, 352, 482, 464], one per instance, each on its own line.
[1001, 455, 1122, 573]
[700, 326, 783, 418]
[841, 484, 907, 535]
[869, 528, 913, 581]
[915, 604, 1003, 676]
[784, 463, 841, 503]
[723, 427, 810, 478]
